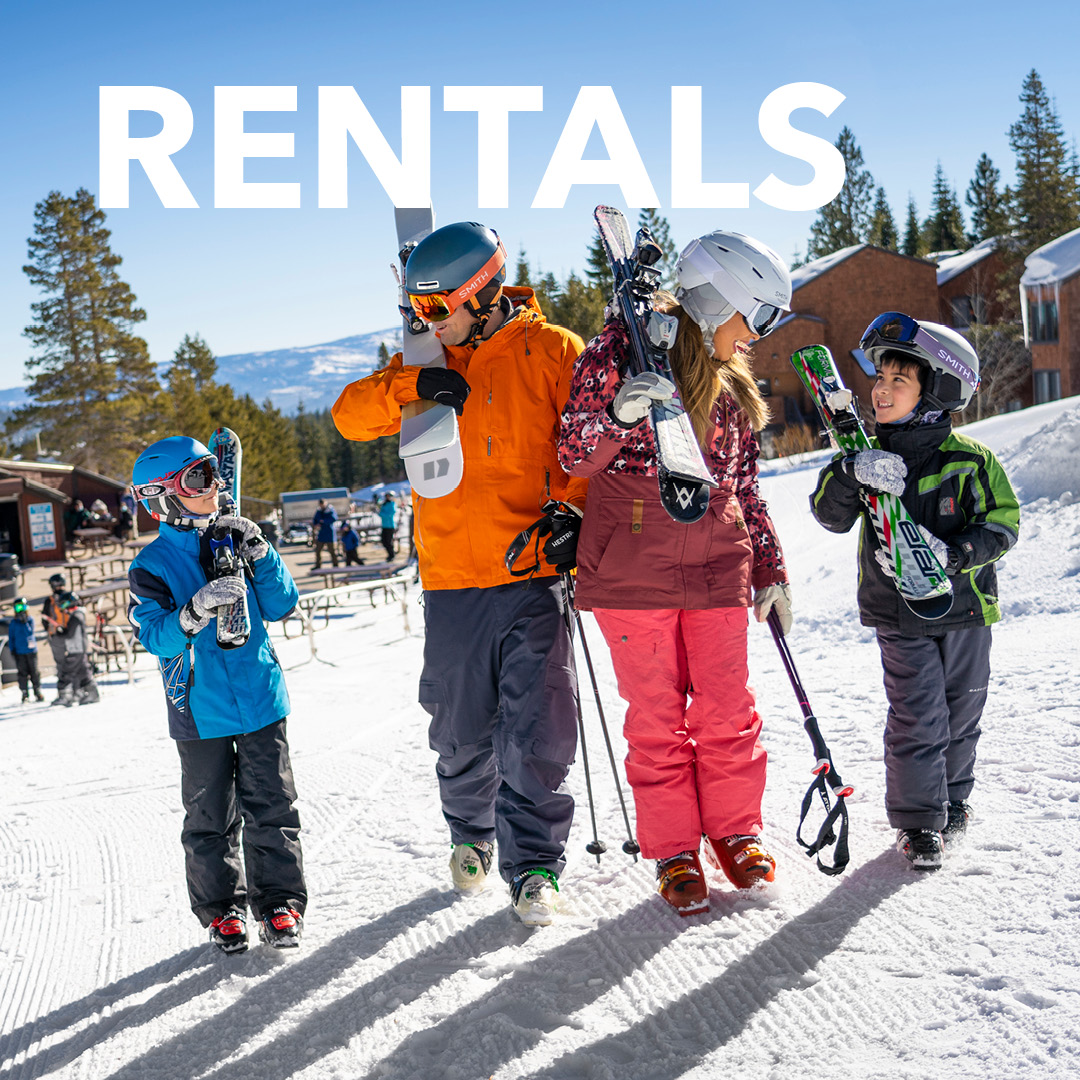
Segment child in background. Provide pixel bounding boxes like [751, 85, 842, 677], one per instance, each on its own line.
[810, 313, 1019, 870]
[43, 593, 100, 706]
[8, 597, 44, 703]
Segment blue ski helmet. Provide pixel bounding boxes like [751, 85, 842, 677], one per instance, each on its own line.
[133, 436, 221, 527]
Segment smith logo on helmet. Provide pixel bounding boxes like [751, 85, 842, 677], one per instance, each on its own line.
[100, 84, 846, 214]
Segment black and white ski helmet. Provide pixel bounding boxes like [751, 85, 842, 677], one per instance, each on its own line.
[860, 313, 981, 412]
[674, 231, 792, 355]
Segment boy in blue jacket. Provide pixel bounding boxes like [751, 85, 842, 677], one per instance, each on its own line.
[8, 597, 44, 702]
[128, 436, 306, 953]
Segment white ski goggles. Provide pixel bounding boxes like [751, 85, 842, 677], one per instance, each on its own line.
[680, 242, 785, 337]
[135, 455, 222, 500]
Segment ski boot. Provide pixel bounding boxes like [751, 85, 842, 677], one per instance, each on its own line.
[209, 908, 248, 954]
[450, 840, 494, 894]
[258, 904, 303, 948]
[941, 802, 973, 848]
[77, 683, 101, 705]
[510, 869, 559, 926]
[21, 691, 29, 704]
[896, 828, 944, 871]
[703, 834, 776, 889]
[51, 686, 75, 708]
[34, 690, 45, 702]
[656, 851, 709, 916]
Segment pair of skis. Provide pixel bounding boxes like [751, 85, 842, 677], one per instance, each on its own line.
[789, 346, 953, 621]
[207, 426, 250, 648]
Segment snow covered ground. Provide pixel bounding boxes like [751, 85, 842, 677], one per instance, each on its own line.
[3, 400, 1080, 1080]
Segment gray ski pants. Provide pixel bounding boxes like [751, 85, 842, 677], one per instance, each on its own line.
[175, 719, 306, 925]
[420, 579, 578, 884]
[876, 624, 992, 830]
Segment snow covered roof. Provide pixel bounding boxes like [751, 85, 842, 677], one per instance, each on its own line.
[1021, 225, 1080, 287]
[936, 237, 1000, 285]
[771, 311, 825, 331]
[790, 244, 865, 290]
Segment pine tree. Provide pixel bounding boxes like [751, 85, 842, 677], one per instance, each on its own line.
[1008, 69, 1080, 252]
[902, 196, 924, 257]
[868, 187, 898, 251]
[584, 228, 614, 295]
[965, 153, 1010, 244]
[15, 188, 161, 478]
[638, 208, 678, 289]
[514, 247, 530, 287]
[548, 273, 606, 342]
[807, 127, 875, 258]
[921, 163, 967, 254]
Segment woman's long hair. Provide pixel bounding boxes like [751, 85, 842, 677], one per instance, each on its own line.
[655, 292, 770, 444]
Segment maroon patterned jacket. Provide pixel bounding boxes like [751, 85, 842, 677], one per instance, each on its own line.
[557, 322, 787, 610]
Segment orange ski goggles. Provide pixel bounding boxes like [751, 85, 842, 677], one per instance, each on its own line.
[408, 240, 507, 324]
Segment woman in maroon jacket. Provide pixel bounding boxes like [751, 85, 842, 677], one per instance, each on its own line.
[558, 230, 793, 915]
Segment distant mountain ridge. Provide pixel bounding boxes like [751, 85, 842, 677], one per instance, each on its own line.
[0, 326, 404, 415]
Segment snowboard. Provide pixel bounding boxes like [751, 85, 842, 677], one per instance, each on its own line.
[395, 206, 464, 499]
[207, 426, 251, 647]
[593, 205, 716, 523]
[789, 345, 953, 620]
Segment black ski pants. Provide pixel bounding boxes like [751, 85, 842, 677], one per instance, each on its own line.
[876, 624, 992, 831]
[420, 579, 578, 884]
[175, 718, 306, 925]
[380, 527, 396, 561]
[14, 652, 41, 694]
[56, 652, 94, 693]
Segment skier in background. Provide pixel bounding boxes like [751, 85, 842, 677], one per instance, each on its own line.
[558, 231, 792, 916]
[332, 221, 585, 925]
[339, 519, 363, 566]
[42, 592, 99, 706]
[8, 597, 44, 703]
[311, 499, 339, 570]
[129, 436, 307, 952]
[378, 493, 397, 561]
[811, 314, 1019, 871]
[41, 573, 68, 703]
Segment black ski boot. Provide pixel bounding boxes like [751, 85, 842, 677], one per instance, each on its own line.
[258, 904, 303, 948]
[941, 801, 973, 847]
[896, 828, 943, 871]
[209, 908, 248, 954]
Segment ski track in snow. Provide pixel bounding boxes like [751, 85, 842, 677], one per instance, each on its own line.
[3, 400, 1080, 1080]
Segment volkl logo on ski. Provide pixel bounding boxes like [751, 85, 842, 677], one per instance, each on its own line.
[423, 458, 451, 481]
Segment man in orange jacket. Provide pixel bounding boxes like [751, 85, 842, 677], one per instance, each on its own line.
[332, 221, 586, 926]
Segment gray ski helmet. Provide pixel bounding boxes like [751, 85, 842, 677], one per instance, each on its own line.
[675, 231, 792, 355]
[405, 222, 507, 316]
[860, 313, 981, 412]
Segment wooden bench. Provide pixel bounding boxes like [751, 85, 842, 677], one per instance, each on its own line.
[61, 553, 129, 590]
[73, 528, 120, 556]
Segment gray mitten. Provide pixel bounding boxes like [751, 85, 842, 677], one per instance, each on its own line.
[179, 577, 248, 634]
[846, 449, 907, 496]
[216, 515, 270, 562]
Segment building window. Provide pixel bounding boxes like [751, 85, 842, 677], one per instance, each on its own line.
[951, 295, 986, 328]
[1029, 299, 1059, 342]
[1033, 369, 1061, 404]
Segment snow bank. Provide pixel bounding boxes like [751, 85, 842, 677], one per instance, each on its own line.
[994, 401, 1080, 504]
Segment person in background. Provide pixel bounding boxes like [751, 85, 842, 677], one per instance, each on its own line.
[312, 499, 339, 570]
[64, 500, 91, 542]
[42, 592, 99, 706]
[8, 596, 44, 703]
[41, 573, 68, 703]
[340, 520, 363, 566]
[379, 494, 397, 561]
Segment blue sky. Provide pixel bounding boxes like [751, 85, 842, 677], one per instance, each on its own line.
[2, 0, 1079, 390]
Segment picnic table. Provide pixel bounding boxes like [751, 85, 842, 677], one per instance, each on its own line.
[62, 553, 129, 590]
[73, 527, 120, 555]
[78, 577, 130, 618]
[311, 563, 397, 586]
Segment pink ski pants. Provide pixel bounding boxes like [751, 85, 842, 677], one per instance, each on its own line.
[593, 606, 766, 860]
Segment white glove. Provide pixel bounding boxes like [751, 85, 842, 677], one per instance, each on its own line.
[216, 516, 270, 562]
[917, 525, 950, 567]
[610, 372, 676, 427]
[846, 449, 907, 496]
[179, 577, 248, 634]
[874, 547, 898, 580]
[753, 583, 793, 634]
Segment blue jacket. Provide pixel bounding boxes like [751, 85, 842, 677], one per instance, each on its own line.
[313, 506, 338, 542]
[340, 526, 359, 552]
[379, 500, 397, 529]
[128, 523, 299, 740]
[7, 616, 37, 654]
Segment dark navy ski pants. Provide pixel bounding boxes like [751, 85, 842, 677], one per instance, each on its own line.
[175, 718, 306, 925]
[876, 624, 992, 830]
[420, 579, 578, 884]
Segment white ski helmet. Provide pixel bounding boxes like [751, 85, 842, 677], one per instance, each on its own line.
[674, 231, 792, 355]
[860, 312, 981, 412]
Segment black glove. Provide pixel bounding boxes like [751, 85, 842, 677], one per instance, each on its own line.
[416, 368, 471, 415]
[542, 504, 583, 571]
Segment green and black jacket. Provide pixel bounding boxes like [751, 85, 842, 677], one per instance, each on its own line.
[810, 415, 1020, 636]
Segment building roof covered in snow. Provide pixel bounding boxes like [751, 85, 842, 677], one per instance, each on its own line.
[937, 237, 1000, 285]
[790, 245, 865, 290]
[1021, 226, 1080, 288]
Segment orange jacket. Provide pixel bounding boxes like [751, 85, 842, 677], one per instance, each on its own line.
[332, 288, 587, 590]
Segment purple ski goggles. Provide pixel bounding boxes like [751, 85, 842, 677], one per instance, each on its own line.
[860, 312, 980, 393]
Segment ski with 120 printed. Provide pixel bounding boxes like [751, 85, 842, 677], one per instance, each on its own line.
[789, 345, 953, 620]
[593, 204, 717, 524]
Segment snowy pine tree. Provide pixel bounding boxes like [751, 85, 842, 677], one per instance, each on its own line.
[921, 163, 967, 254]
[807, 127, 875, 258]
[965, 153, 1011, 245]
[902, 196, 924, 257]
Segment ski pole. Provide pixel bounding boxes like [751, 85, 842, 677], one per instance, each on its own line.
[564, 575, 639, 860]
[556, 573, 606, 864]
[766, 608, 852, 876]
